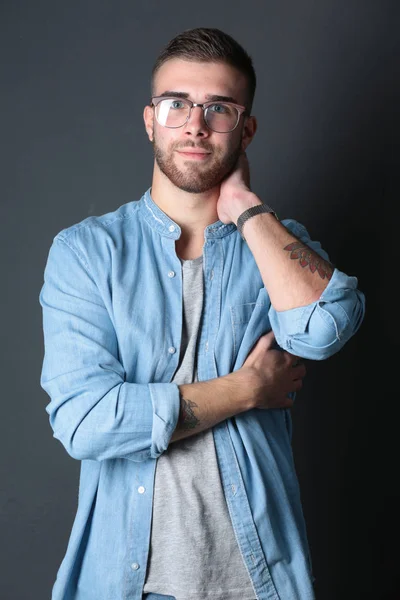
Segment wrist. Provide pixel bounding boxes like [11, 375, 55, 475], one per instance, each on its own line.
[226, 370, 257, 412]
[236, 202, 279, 242]
[230, 192, 262, 225]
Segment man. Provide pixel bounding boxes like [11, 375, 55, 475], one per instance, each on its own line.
[39, 27, 365, 600]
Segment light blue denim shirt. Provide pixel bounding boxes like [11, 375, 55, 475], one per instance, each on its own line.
[39, 188, 365, 600]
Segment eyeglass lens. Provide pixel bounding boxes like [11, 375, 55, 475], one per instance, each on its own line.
[155, 98, 239, 132]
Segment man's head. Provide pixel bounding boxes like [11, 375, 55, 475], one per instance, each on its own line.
[143, 28, 258, 194]
[151, 28, 256, 112]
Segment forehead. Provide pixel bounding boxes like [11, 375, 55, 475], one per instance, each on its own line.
[153, 58, 248, 104]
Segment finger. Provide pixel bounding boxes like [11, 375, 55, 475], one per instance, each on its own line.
[282, 396, 294, 408]
[258, 330, 277, 351]
[291, 356, 303, 367]
[291, 378, 304, 392]
[245, 330, 276, 360]
[292, 364, 307, 379]
[239, 152, 251, 186]
[262, 329, 275, 342]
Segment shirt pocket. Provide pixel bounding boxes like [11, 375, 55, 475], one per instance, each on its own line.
[230, 289, 271, 368]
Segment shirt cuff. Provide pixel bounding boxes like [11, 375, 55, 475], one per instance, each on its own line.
[148, 382, 181, 458]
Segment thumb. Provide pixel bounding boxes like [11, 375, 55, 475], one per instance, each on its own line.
[244, 330, 276, 363]
[247, 329, 276, 354]
[244, 329, 275, 363]
[261, 329, 276, 349]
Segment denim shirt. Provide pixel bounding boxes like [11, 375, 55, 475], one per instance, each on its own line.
[39, 188, 365, 600]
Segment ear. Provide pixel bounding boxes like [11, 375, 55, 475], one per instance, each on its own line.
[143, 105, 154, 142]
[241, 115, 257, 152]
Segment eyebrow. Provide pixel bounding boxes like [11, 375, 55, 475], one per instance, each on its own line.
[156, 91, 240, 104]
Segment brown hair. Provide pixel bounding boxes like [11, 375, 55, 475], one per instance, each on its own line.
[151, 28, 257, 111]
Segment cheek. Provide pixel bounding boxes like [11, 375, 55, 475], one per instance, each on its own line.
[224, 132, 243, 156]
[154, 124, 176, 147]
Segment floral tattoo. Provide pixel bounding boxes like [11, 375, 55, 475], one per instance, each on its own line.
[284, 241, 333, 280]
[180, 397, 200, 430]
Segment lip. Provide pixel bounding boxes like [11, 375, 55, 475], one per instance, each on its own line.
[177, 150, 211, 160]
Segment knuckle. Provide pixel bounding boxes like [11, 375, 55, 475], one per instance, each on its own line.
[292, 380, 301, 392]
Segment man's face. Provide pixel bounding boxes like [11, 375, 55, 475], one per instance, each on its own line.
[144, 59, 255, 194]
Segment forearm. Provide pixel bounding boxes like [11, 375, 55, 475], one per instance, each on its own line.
[170, 373, 253, 444]
[231, 192, 334, 311]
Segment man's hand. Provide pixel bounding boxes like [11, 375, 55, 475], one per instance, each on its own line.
[237, 330, 306, 410]
[170, 330, 305, 444]
[217, 151, 261, 225]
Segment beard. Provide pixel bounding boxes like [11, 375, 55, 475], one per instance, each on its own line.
[152, 134, 242, 194]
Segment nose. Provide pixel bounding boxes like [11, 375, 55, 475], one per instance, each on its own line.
[184, 106, 210, 137]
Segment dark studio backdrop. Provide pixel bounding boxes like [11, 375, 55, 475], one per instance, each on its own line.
[1, 1, 398, 599]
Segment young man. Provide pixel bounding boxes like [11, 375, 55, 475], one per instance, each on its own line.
[39, 28, 365, 600]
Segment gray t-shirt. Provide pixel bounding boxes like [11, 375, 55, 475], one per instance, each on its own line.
[143, 255, 256, 600]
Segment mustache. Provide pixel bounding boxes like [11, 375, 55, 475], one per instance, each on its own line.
[173, 142, 214, 153]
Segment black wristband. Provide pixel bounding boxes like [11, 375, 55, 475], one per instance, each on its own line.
[236, 204, 278, 241]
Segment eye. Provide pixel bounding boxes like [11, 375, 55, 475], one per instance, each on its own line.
[170, 100, 186, 110]
[209, 103, 227, 114]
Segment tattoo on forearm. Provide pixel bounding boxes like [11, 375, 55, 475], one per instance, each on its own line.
[179, 397, 200, 430]
[284, 242, 333, 280]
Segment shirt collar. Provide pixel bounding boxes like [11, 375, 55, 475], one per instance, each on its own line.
[138, 187, 237, 240]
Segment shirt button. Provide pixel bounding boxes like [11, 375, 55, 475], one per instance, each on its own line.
[168, 346, 176, 354]
[138, 486, 145, 494]
[168, 225, 175, 232]
[168, 271, 175, 278]
[131, 562, 140, 571]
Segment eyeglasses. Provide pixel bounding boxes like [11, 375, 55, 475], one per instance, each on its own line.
[150, 96, 248, 133]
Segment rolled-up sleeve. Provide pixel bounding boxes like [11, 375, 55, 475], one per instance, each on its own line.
[269, 220, 366, 360]
[39, 235, 180, 462]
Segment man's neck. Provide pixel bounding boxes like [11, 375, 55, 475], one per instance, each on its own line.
[150, 167, 221, 259]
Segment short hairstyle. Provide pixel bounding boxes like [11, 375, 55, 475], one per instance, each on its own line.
[151, 27, 257, 111]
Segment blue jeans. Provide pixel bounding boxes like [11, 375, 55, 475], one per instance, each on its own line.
[142, 594, 176, 600]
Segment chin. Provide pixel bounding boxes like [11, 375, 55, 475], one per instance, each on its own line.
[155, 142, 241, 194]
[174, 182, 218, 194]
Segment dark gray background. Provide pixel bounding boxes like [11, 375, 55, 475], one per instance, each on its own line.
[1, 1, 398, 599]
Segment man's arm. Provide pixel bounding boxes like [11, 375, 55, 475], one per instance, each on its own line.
[170, 331, 305, 444]
[217, 153, 333, 311]
[171, 376, 249, 444]
[217, 153, 365, 361]
[237, 208, 333, 310]
[39, 237, 304, 462]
